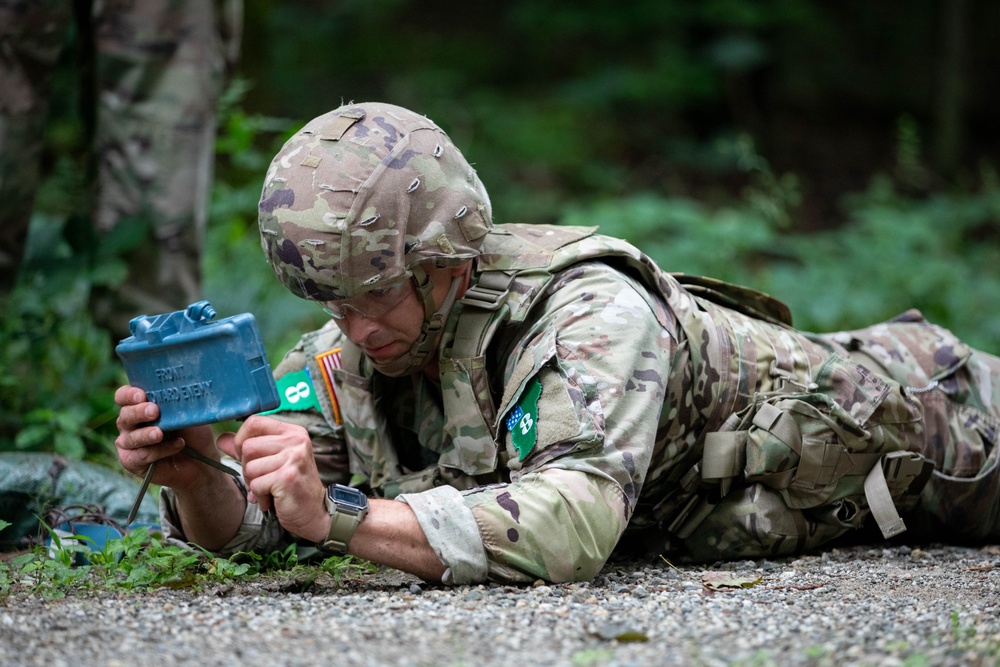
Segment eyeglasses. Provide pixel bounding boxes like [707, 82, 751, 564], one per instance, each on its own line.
[320, 278, 413, 320]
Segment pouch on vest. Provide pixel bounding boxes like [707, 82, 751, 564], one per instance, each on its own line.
[692, 353, 930, 541]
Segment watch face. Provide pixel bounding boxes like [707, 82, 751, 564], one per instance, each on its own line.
[329, 485, 367, 511]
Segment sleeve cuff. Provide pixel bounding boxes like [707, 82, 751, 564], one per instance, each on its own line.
[397, 485, 489, 585]
[158, 476, 287, 556]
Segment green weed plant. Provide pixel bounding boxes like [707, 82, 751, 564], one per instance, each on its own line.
[0, 519, 371, 600]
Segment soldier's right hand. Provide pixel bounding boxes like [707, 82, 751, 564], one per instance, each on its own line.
[114, 385, 220, 491]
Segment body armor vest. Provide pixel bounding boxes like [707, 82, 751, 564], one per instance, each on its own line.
[332, 224, 932, 545]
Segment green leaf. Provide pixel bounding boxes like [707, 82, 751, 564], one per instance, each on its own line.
[54, 431, 86, 459]
[14, 425, 51, 450]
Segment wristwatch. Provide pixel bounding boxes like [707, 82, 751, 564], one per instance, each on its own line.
[320, 483, 369, 554]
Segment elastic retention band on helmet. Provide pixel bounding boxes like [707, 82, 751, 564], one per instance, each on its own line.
[371, 265, 464, 377]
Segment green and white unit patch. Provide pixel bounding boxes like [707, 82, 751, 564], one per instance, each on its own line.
[506, 377, 542, 461]
[261, 368, 320, 414]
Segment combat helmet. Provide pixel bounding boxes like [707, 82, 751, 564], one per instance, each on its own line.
[258, 102, 493, 375]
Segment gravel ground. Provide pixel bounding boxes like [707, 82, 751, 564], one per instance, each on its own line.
[2, 543, 999, 667]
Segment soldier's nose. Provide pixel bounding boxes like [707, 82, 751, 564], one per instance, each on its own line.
[340, 309, 381, 341]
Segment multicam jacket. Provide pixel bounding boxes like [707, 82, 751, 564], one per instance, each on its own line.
[162, 224, 1000, 584]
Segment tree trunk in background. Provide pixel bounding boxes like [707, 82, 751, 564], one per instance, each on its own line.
[934, 0, 968, 174]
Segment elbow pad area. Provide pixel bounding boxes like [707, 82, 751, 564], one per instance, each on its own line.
[466, 469, 629, 583]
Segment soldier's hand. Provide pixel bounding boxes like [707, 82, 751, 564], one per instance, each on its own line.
[113, 384, 219, 491]
[216, 416, 329, 543]
[313, 437, 351, 484]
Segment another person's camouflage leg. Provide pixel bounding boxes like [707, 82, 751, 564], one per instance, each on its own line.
[89, 0, 240, 337]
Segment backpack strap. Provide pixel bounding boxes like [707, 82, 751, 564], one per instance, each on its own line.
[864, 451, 934, 538]
[451, 270, 515, 361]
[431, 270, 519, 474]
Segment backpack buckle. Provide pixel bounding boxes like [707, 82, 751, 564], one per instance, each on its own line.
[460, 272, 511, 311]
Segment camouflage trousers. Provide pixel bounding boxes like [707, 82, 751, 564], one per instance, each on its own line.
[0, 0, 241, 336]
[843, 312, 1000, 541]
[669, 311, 1000, 562]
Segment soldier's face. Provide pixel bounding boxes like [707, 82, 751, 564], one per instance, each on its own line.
[332, 264, 469, 370]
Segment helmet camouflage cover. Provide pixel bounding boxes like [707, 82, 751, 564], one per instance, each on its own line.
[258, 102, 493, 302]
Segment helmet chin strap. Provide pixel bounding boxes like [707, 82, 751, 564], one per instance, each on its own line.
[371, 265, 463, 377]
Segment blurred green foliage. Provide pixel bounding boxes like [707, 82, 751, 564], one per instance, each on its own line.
[0, 213, 129, 461]
[2, 0, 999, 461]
[563, 161, 1000, 350]
[204, 80, 325, 359]
[0, 286, 121, 460]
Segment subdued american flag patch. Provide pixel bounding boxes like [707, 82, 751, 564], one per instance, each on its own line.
[314, 347, 343, 425]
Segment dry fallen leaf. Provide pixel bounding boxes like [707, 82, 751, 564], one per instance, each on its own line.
[701, 571, 763, 591]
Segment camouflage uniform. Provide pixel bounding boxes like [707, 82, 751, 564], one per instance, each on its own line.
[160, 103, 1000, 585]
[0, 0, 241, 333]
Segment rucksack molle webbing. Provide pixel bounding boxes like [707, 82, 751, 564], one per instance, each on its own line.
[693, 353, 932, 539]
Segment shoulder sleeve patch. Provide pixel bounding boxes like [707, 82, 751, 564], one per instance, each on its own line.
[260, 368, 320, 414]
[505, 377, 542, 461]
